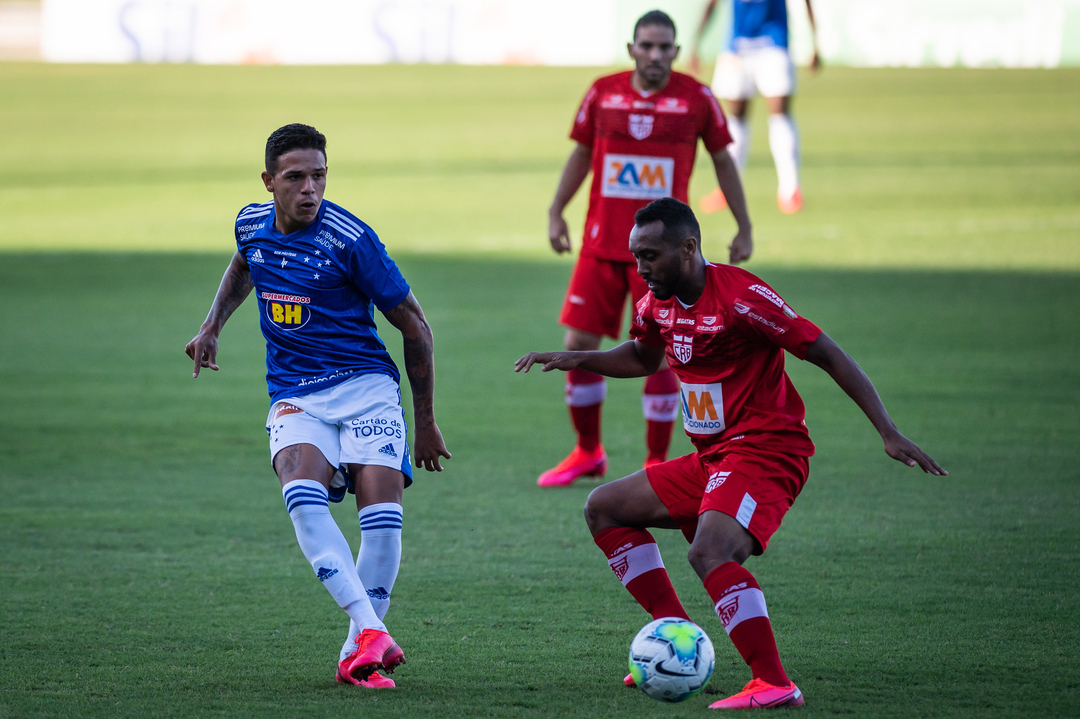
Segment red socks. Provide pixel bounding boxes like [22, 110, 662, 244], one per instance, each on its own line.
[594, 527, 689, 620]
[642, 368, 679, 463]
[704, 562, 790, 687]
[566, 368, 605, 451]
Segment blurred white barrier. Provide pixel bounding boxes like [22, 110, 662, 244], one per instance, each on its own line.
[40, 0, 617, 65]
[35, 0, 1080, 67]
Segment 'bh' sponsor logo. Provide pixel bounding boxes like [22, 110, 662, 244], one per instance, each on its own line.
[267, 301, 310, 330]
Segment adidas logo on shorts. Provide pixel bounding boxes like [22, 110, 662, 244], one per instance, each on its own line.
[378, 443, 397, 458]
[316, 566, 339, 582]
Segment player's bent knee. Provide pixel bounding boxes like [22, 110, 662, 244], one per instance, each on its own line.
[687, 535, 752, 577]
[583, 484, 621, 535]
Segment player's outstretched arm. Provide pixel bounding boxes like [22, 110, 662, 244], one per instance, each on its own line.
[382, 291, 451, 472]
[515, 340, 665, 378]
[710, 150, 753, 264]
[548, 143, 592, 254]
[804, 333, 947, 475]
[185, 252, 253, 378]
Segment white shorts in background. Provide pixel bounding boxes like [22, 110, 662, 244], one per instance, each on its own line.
[266, 373, 413, 486]
[712, 46, 795, 101]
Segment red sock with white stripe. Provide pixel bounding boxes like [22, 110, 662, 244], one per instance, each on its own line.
[642, 368, 679, 464]
[704, 562, 789, 687]
[594, 527, 689, 620]
[567, 368, 605, 452]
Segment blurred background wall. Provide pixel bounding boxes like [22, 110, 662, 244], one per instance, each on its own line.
[3, 0, 1076, 67]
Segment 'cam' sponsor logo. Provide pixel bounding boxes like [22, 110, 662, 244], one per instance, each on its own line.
[601, 153, 674, 200]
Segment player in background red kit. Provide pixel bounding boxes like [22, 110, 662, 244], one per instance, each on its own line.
[518, 198, 945, 709]
[542, 10, 754, 487]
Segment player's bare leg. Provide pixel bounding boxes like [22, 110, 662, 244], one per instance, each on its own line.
[764, 94, 802, 214]
[338, 464, 407, 687]
[688, 510, 803, 709]
[274, 444, 391, 684]
[538, 328, 608, 487]
[585, 470, 690, 686]
[701, 99, 749, 214]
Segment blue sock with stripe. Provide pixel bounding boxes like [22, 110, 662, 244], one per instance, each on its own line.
[281, 480, 385, 634]
[340, 502, 403, 661]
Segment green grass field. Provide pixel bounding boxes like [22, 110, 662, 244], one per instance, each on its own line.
[1, 63, 1079, 718]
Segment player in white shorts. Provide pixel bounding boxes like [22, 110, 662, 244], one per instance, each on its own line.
[186, 123, 450, 689]
[691, 0, 820, 214]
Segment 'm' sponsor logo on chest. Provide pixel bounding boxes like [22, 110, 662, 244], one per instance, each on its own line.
[601, 154, 674, 200]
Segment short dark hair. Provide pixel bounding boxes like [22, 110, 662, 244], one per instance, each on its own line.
[633, 10, 676, 41]
[634, 198, 700, 245]
[264, 123, 327, 174]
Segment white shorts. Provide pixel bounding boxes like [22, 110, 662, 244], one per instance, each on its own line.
[266, 373, 413, 488]
[712, 46, 795, 101]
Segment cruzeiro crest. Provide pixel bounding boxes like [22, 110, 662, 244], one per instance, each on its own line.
[673, 333, 693, 364]
[628, 114, 654, 140]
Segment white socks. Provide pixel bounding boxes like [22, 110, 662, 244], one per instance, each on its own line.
[340, 502, 404, 661]
[768, 113, 801, 198]
[281, 480, 386, 635]
[727, 115, 751, 171]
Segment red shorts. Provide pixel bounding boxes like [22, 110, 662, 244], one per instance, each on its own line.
[559, 254, 648, 339]
[646, 449, 809, 554]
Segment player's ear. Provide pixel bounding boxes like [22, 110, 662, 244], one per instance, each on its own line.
[261, 171, 274, 193]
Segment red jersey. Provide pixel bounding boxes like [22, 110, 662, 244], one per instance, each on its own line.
[630, 263, 823, 458]
[570, 71, 733, 262]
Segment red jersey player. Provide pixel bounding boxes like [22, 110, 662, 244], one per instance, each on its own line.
[541, 10, 753, 487]
[517, 198, 945, 710]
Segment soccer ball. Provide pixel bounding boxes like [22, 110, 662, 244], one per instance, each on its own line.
[628, 618, 715, 703]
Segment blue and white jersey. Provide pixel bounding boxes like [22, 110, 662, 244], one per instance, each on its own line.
[728, 0, 789, 51]
[235, 199, 411, 403]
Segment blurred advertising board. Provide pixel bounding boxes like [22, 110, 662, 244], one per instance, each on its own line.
[40, 0, 1080, 67]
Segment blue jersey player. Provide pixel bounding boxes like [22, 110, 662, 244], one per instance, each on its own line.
[185, 123, 451, 689]
[691, 0, 820, 215]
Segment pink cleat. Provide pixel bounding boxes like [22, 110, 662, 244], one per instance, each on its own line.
[537, 445, 607, 487]
[342, 629, 405, 682]
[624, 673, 636, 687]
[709, 678, 804, 710]
[700, 188, 729, 214]
[336, 666, 396, 688]
[777, 188, 803, 215]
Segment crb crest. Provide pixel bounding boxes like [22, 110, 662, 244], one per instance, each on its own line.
[628, 114, 654, 140]
[673, 333, 693, 364]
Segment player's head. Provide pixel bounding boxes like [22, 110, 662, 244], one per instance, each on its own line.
[261, 123, 327, 232]
[628, 10, 679, 90]
[629, 198, 702, 300]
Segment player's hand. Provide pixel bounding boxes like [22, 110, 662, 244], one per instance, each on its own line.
[882, 430, 947, 476]
[549, 213, 572, 254]
[514, 351, 582, 373]
[728, 229, 753, 264]
[413, 420, 451, 472]
[809, 50, 822, 73]
[185, 326, 220, 378]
